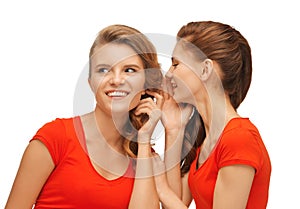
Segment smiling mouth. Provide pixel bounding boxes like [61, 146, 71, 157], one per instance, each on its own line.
[171, 83, 177, 88]
[106, 90, 129, 97]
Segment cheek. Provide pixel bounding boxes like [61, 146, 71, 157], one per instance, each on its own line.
[129, 92, 142, 110]
[173, 71, 201, 103]
[178, 69, 201, 90]
[89, 76, 105, 94]
[127, 73, 146, 92]
[127, 75, 145, 110]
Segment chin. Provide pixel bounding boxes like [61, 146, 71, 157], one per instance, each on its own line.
[173, 94, 194, 105]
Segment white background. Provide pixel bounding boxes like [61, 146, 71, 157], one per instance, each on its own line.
[1, 0, 299, 208]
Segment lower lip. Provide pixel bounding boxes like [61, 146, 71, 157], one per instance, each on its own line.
[107, 95, 128, 100]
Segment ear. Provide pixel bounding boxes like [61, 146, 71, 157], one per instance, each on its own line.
[199, 59, 213, 81]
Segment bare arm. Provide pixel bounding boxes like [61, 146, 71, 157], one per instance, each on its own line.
[5, 140, 55, 209]
[164, 129, 185, 198]
[181, 172, 193, 206]
[159, 79, 193, 205]
[129, 91, 163, 209]
[156, 184, 188, 209]
[129, 143, 160, 209]
[213, 165, 255, 209]
[162, 101, 193, 199]
[152, 154, 191, 209]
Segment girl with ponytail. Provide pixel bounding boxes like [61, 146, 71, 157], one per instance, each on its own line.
[155, 21, 271, 209]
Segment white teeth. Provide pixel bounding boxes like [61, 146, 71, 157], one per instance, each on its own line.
[171, 83, 177, 88]
[107, 91, 128, 97]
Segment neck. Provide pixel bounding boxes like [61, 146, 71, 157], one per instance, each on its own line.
[195, 90, 239, 135]
[195, 93, 239, 164]
[80, 111, 130, 177]
[93, 108, 128, 150]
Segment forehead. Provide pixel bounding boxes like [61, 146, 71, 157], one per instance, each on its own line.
[172, 41, 201, 69]
[91, 43, 143, 67]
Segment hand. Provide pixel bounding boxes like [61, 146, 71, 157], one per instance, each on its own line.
[134, 90, 164, 143]
[161, 78, 194, 133]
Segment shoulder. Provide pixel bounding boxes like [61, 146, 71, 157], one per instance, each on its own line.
[31, 116, 79, 165]
[216, 118, 264, 170]
[221, 118, 262, 146]
[35, 117, 78, 136]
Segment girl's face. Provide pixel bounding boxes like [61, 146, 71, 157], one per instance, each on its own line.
[89, 43, 145, 115]
[166, 42, 204, 105]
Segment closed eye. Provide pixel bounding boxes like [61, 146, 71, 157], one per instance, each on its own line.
[171, 57, 179, 68]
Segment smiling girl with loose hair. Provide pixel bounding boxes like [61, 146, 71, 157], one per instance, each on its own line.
[6, 24, 163, 209]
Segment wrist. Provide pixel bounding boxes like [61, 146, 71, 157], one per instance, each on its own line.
[137, 133, 151, 144]
[165, 127, 185, 135]
[137, 143, 153, 158]
[165, 129, 185, 147]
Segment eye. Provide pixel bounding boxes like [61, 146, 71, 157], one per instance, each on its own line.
[171, 58, 179, 68]
[125, 68, 136, 73]
[98, 68, 109, 73]
[172, 62, 179, 69]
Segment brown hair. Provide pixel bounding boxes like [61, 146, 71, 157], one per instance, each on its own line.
[89, 24, 162, 157]
[177, 21, 252, 109]
[180, 108, 205, 176]
[178, 21, 252, 175]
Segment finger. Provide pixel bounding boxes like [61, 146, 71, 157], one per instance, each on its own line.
[134, 105, 153, 116]
[135, 103, 162, 121]
[136, 98, 157, 112]
[145, 90, 164, 108]
[138, 109, 161, 138]
[161, 78, 170, 100]
[139, 97, 157, 106]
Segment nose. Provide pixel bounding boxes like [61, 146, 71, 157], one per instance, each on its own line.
[165, 67, 174, 80]
[109, 70, 125, 86]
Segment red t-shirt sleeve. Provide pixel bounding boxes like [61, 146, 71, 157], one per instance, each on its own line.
[216, 128, 262, 171]
[30, 118, 67, 166]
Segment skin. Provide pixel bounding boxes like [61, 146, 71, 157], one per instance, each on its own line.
[89, 43, 146, 115]
[5, 140, 55, 208]
[154, 42, 255, 209]
[5, 43, 160, 209]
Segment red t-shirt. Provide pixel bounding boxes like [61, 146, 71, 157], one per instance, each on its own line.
[31, 117, 135, 209]
[188, 118, 271, 209]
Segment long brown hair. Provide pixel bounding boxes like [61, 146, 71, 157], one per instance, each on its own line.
[178, 21, 252, 175]
[89, 24, 162, 157]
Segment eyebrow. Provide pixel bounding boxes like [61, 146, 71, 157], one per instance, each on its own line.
[94, 64, 111, 69]
[123, 64, 143, 69]
[94, 63, 143, 70]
